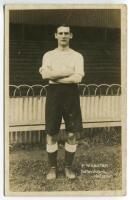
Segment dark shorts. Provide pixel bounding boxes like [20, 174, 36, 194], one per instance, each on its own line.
[45, 84, 83, 135]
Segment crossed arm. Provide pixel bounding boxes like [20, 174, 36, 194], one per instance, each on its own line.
[39, 67, 83, 84]
[54, 74, 83, 84]
[39, 67, 73, 80]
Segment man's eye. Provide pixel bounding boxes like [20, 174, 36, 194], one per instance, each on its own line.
[64, 32, 69, 35]
[58, 32, 69, 35]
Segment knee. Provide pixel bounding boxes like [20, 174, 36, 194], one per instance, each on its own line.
[47, 134, 57, 145]
[68, 132, 75, 139]
[67, 132, 76, 144]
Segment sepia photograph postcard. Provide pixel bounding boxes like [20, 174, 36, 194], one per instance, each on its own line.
[4, 4, 127, 196]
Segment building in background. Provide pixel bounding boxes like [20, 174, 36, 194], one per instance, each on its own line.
[9, 9, 121, 86]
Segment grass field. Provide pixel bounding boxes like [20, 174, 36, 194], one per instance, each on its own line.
[9, 137, 122, 192]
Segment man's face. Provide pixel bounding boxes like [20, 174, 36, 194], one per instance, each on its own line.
[55, 26, 73, 47]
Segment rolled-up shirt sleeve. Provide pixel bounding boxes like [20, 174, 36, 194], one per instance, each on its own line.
[39, 53, 51, 79]
[74, 53, 84, 78]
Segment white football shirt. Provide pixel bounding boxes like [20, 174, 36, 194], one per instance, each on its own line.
[40, 48, 84, 84]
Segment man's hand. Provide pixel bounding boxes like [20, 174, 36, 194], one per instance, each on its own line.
[54, 74, 83, 84]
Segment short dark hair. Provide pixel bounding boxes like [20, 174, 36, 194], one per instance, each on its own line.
[56, 24, 71, 33]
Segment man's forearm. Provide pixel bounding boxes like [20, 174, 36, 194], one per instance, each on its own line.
[39, 68, 73, 80]
[54, 74, 83, 84]
[42, 70, 68, 80]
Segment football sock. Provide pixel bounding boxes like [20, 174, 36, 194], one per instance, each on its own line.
[47, 143, 58, 168]
[65, 142, 77, 167]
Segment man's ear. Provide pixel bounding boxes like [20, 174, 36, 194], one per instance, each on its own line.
[55, 33, 57, 39]
[70, 33, 73, 39]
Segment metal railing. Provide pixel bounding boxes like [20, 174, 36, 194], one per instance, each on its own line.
[9, 83, 121, 97]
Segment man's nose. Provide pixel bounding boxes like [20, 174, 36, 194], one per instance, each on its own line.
[62, 33, 66, 37]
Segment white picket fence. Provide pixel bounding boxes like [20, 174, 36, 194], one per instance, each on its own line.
[9, 84, 121, 144]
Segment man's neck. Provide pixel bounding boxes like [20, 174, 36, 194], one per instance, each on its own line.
[57, 45, 70, 51]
